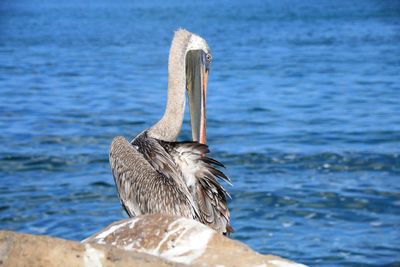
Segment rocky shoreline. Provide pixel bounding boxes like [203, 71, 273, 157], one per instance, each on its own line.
[0, 214, 307, 267]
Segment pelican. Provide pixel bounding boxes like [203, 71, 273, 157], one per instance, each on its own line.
[109, 29, 232, 235]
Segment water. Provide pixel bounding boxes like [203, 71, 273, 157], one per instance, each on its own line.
[1, 0, 399, 266]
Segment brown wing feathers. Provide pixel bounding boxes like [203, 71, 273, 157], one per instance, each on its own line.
[112, 132, 233, 235]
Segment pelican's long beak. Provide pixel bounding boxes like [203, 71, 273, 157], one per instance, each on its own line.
[186, 50, 209, 145]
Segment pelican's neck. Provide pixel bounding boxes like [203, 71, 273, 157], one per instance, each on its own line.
[148, 30, 192, 141]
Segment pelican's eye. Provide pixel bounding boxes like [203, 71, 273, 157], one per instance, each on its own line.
[206, 53, 212, 62]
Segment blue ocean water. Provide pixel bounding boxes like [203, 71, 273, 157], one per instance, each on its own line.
[1, 0, 400, 265]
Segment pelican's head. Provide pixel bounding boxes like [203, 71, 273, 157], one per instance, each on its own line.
[186, 33, 212, 145]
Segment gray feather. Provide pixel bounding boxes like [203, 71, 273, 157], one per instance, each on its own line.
[110, 135, 197, 219]
[110, 132, 233, 235]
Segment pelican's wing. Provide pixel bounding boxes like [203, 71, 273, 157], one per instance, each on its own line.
[163, 141, 233, 235]
[131, 132, 200, 216]
[109, 136, 196, 218]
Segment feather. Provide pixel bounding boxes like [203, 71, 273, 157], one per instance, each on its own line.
[109, 135, 197, 220]
[110, 131, 233, 235]
[165, 138, 233, 235]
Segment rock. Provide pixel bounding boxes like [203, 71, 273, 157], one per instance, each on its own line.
[0, 214, 307, 267]
[0, 230, 185, 267]
[83, 213, 307, 267]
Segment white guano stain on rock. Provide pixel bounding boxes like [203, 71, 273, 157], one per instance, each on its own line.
[269, 259, 308, 267]
[84, 218, 139, 244]
[84, 244, 104, 267]
[143, 217, 214, 264]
